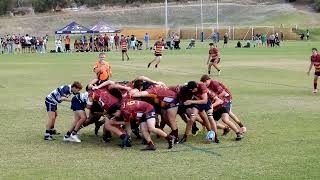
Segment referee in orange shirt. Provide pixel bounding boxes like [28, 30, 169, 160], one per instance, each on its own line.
[89, 53, 112, 87]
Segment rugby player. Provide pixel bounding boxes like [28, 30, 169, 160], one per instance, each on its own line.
[207, 43, 221, 75]
[44, 81, 83, 141]
[147, 37, 165, 68]
[307, 48, 320, 93]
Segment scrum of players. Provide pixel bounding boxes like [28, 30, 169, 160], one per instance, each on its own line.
[43, 50, 247, 151]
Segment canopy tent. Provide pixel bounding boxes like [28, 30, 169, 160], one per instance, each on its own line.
[55, 21, 93, 34]
[90, 21, 121, 33]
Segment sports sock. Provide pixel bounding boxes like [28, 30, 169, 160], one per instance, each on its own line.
[147, 63, 151, 68]
[314, 83, 317, 89]
[72, 130, 77, 135]
[66, 131, 71, 136]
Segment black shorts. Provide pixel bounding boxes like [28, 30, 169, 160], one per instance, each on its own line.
[155, 54, 162, 57]
[65, 44, 70, 51]
[122, 50, 127, 53]
[315, 71, 320, 76]
[71, 96, 86, 111]
[210, 58, 220, 63]
[212, 107, 228, 121]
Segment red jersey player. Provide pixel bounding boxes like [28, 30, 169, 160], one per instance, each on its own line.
[131, 86, 179, 140]
[200, 74, 246, 134]
[106, 99, 175, 150]
[307, 48, 320, 93]
[207, 43, 221, 75]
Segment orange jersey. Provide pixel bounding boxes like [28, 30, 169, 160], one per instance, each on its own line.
[94, 60, 112, 81]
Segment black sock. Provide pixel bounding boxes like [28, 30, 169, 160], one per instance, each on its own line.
[120, 134, 126, 140]
[45, 130, 51, 134]
[314, 83, 317, 89]
[72, 130, 77, 135]
[208, 70, 210, 74]
[67, 131, 71, 136]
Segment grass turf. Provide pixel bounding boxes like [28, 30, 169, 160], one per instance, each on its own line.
[0, 41, 319, 180]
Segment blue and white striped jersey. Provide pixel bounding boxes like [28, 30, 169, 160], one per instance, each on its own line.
[75, 92, 88, 104]
[46, 85, 72, 104]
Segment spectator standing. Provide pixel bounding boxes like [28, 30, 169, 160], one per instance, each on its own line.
[114, 34, 119, 50]
[306, 29, 310, 40]
[65, 35, 71, 52]
[130, 35, 136, 50]
[223, 32, 229, 48]
[55, 38, 63, 52]
[109, 34, 114, 50]
[270, 34, 275, 47]
[14, 34, 21, 53]
[7, 34, 14, 54]
[144, 33, 150, 50]
[261, 34, 267, 47]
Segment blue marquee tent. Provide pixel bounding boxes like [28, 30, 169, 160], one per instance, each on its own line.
[90, 21, 121, 33]
[55, 21, 93, 34]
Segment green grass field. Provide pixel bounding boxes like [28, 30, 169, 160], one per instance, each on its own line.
[0, 41, 320, 180]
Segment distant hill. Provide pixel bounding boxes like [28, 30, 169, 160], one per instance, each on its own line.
[0, 0, 319, 35]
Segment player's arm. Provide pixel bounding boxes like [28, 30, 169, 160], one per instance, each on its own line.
[307, 62, 314, 75]
[109, 83, 132, 91]
[131, 91, 150, 98]
[135, 76, 166, 87]
[184, 93, 208, 105]
[212, 96, 224, 110]
[92, 80, 115, 90]
[86, 96, 94, 109]
[61, 97, 71, 102]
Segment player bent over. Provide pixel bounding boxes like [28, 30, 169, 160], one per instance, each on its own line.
[179, 81, 220, 143]
[200, 74, 246, 134]
[207, 43, 221, 75]
[107, 100, 175, 151]
[63, 91, 89, 143]
[307, 48, 320, 93]
[44, 82, 83, 140]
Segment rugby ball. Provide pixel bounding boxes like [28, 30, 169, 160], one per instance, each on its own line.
[206, 130, 215, 141]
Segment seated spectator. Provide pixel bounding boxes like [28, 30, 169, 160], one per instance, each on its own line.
[74, 40, 79, 52]
[235, 41, 242, 48]
[243, 41, 251, 48]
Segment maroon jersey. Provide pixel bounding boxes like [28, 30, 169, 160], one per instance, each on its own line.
[121, 100, 154, 122]
[311, 54, 320, 72]
[91, 89, 119, 111]
[114, 35, 119, 43]
[209, 48, 219, 59]
[195, 83, 209, 99]
[146, 86, 177, 108]
[121, 40, 128, 50]
[207, 80, 232, 104]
